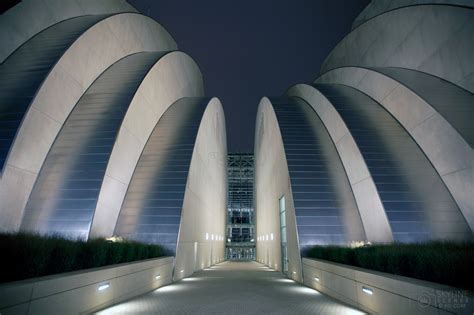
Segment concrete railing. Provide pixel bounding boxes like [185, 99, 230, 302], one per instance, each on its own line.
[302, 258, 474, 315]
[0, 256, 174, 314]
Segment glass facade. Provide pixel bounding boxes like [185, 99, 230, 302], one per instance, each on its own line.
[225, 153, 255, 260]
[114, 98, 210, 254]
[0, 15, 108, 171]
[271, 97, 364, 249]
[21, 52, 163, 240]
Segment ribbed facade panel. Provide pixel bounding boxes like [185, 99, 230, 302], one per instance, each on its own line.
[20, 52, 163, 239]
[114, 98, 210, 253]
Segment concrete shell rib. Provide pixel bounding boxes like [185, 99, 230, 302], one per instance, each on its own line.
[90, 52, 204, 238]
[254, 97, 303, 281]
[352, 0, 474, 29]
[0, 13, 176, 232]
[317, 67, 474, 231]
[321, 5, 474, 92]
[0, 0, 137, 62]
[175, 97, 227, 280]
[286, 84, 393, 243]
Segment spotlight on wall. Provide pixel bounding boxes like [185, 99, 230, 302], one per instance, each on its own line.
[155, 274, 161, 280]
[98, 283, 110, 291]
[314, 276, 320, 282]
[362, 286, 373, 295]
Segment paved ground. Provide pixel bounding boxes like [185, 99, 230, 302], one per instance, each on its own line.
[95, 261, 366, 314]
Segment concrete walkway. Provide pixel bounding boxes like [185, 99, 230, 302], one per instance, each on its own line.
[95, 261, 366, 314]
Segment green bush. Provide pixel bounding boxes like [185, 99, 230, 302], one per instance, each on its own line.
[305, 241, 474, 290]
[0, 233, 166, 283]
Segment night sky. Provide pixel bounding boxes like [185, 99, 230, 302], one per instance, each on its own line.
[128, 0, 370, 153]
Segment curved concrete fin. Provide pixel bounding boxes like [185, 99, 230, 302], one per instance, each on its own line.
[313, 83, 471, 241]
[20, 52, 166, 239]
[286, 84, 393, 243]
[316, 66, 474, 231]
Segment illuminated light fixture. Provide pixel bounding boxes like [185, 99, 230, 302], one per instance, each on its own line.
[270, 233, 274, 240]
[362, 286, 373, 295]
[265, 235, 268, 241]
[155, 274, 161, 280]
[293, 271, 296, 274]
[314, 276, 320, 282]
[211, 234, 214, 240]
[98, 283, 110, 291]
[206, 233, 209, 240]
[180, 270, 184, 273]
[227, 238, 231, 242]
[251, 238, 254, 242]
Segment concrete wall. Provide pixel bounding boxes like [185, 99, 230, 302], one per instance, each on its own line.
[0, 13, 177, 233]
[174, 98, 228, 280]
[316, 67, 473, 232]
[90, 52, 204, 238]
[321, 5, 474, 92]
[352, 1, 474, 29]
[286, 84, 393, 243]
[0, 0, 137, 62]
[0, 257, 173, 315]
[303, 258, 474, 315]
[254, 97, 303, 282]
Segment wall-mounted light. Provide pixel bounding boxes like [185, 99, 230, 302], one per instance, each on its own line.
[265, 235, 268, 241]
[155, 274, 161, 280]
[211, 234, 214, 241]
[98, 283, 110, 291]
[180, 270, 184, 273]
[362, 286, 373, 295]
[314, 276, 320, 282]
[270, 233, 274, 240]
[206, 233, 209, 240]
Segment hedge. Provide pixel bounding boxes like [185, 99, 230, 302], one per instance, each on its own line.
[304, 241, 474, 290]
[0, 233, 166, 283]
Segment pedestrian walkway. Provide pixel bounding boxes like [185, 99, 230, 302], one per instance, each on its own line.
[95, 261, 366, 314]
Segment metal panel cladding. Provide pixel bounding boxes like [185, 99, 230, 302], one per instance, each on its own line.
[20, 52, 164, 240]
[315, 84, 470, 242]
[271, 97, 365, 249]
[114, 97, 210, 254]
[0, 15, 109, 171]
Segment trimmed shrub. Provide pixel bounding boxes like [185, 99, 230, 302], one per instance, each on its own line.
[0, 233, 166, 283]
[305, 241, 474, 290]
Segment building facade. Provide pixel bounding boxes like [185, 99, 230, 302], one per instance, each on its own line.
[255, 0, 474, 281]
[226, 153, 255, 260]
[0, 0, 227, 280]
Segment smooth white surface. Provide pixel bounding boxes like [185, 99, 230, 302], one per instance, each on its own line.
[317, 67, 474, 231]
[286, 84, 393, 243]
[322, 5, 474, 92]
[174, 98, 227, 280]
[0, 0, 137, 62]
[0, 13, 177, 232]
[90, 52, 204, 238]
[254, 97, 304, 282]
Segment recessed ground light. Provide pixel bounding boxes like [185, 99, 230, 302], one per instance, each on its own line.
[314, 276, 320, 282]
[362, 286, 373, 295]
[98, 283, 110, 291]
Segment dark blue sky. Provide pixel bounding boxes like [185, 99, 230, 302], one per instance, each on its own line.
[128, 0, 369, 152]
